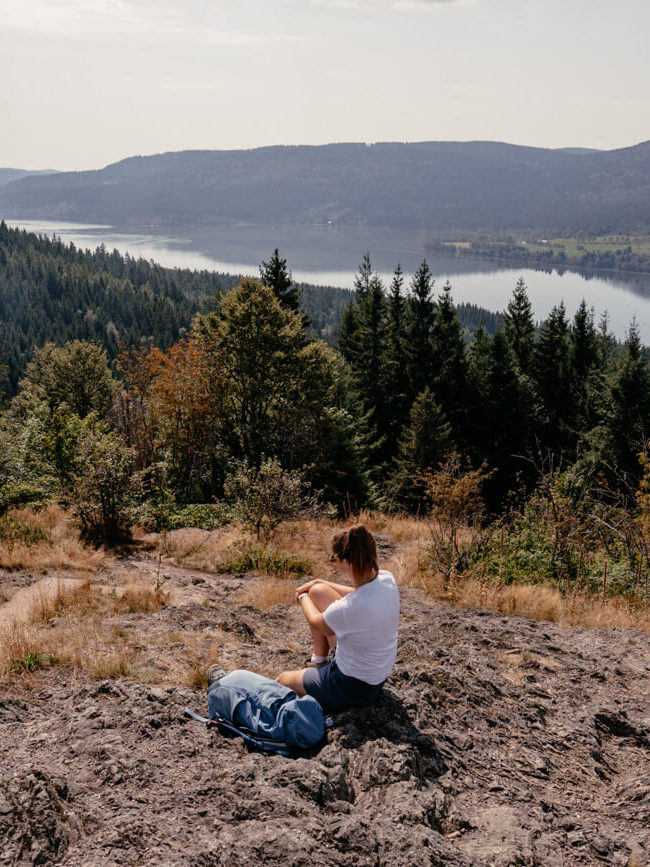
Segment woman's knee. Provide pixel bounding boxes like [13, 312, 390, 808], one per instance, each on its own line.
[308, 581, 340, 609]
[276, 669, 306, 695]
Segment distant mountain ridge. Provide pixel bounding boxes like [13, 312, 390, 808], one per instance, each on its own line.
[0, 168, 59, 188]
[1, 140, 649, 234]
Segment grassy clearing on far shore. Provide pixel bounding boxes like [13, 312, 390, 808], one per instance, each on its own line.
[524, 234, 650, 256]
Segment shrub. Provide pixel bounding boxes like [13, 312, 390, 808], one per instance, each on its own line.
[217, 543, 312, 578]
[422, 453, 494, 581]
[0, 482, 48, 517]
[133, 499, 232, 532]
[71, 429, 135, 545]
[0, 510, 48, 544]
[224, 458, 326, 542]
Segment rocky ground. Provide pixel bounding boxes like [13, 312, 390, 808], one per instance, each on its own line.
[1, 545, 649, 866]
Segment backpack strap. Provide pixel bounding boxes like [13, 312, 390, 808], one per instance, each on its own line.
[183, 708, 293, 757]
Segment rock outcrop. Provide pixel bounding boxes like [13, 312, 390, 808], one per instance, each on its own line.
[1, 573, 649, 865]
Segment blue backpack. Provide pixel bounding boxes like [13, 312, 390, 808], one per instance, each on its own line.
[184, 670, 329, 757]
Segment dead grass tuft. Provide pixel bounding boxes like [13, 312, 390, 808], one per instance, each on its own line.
[238, 579, 296, 610]
[174, 633, 223, 689]
[0, 505, 107, 572]
[405, 570, 650, 633]
[162, 526, 244, 572]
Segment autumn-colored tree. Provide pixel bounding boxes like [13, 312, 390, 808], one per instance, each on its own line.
[422, 453, 494, 581]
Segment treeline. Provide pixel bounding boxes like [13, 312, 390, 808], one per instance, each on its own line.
[3, 242, 650, 600]
[337, 259, 650, 513]
[3, 140, 650, 234]
[429, 239, 650, 275]
[3, 244, 649, 516]
[0, 223, 503, 394]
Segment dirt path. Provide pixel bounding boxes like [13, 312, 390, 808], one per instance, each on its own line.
[0, 577, 86, 627]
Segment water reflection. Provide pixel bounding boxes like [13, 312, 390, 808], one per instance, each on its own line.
[6, 218, 650, 341]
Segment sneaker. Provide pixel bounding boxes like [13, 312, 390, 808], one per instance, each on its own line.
[304, 654, 332, 668]
[206, 664, 226, 686]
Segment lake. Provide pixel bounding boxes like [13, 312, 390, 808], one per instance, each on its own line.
[6, 218, 650, 341]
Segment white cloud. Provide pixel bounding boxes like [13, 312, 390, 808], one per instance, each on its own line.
[1, 0, 305, 44]
[312, 0, 472, 8]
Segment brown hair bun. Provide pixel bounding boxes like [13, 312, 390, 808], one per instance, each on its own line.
[331, 524, 378, 580]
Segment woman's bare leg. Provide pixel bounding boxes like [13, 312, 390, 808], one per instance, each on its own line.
[276, 582, 344, 691]
[276, 667, 309, 695]
[305, 581, 344, 657]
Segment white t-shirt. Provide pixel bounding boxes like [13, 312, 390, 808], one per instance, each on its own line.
[323, 570, 400, 685]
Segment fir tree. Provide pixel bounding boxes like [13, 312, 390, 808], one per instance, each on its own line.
[383, 264, 410, 455]
[504, 276, 535, 374]
[532, 303, 572, 458]
[259, 248, 310, 330]
[569, 300, 601, 437]
[431, 282, 469, 444]
[390, 387, 453, 511]
[606, 321, 650, 483]
[405, 260, 435, 400]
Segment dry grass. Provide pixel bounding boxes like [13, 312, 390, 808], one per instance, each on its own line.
[405, 567, 650, 634]
[26, 577, 169, 624]
[238, 579, 296, 610]
[0, 505, 107, 572]
[162, 526, 245, 572]
[0, 575, 174, 683]
[277, 514, 650, 635]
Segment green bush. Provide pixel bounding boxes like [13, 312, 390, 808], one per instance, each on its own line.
[0, 482, 48, 517]
[224, 457, 326, 542]
[133, 500, 233, 532]
[71, 429, 135, 545]
[217, 543, 312, 578]
[471, 488, 638, 597]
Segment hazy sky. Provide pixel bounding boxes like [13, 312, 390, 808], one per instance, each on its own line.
[2, 0, 648, 171]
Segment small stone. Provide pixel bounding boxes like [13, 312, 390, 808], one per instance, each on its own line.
[590, 835, 610, 855]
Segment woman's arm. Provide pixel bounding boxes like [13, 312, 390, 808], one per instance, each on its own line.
[295, 578, 355, 598]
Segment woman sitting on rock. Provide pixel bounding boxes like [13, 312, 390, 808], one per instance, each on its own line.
[276, 524, 400, 713]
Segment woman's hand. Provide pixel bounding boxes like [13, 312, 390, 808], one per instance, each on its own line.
[295, 578, 319, 599]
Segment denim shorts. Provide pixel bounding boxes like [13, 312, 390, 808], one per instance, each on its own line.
[302, 660, 384, 713]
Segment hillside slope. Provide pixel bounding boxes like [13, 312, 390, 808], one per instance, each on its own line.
[1, 141, 649, 234]
[1, 543, 649, 865]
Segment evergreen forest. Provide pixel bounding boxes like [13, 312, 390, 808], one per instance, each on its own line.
[3, 224, 650, 603]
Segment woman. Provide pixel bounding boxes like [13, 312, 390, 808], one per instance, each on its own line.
[276, 524, 400, 712]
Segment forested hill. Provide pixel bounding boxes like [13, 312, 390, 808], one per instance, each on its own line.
[1, 140, 650, 234]
[0, 168, 58, 188]
[0, 223, 223, 394]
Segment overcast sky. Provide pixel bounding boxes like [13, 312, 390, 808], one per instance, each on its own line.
[2, 0, 648, 171]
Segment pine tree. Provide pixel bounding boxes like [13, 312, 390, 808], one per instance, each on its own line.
[336, 255, 389, 473]
[532, 303, 572, 458]
[569, 300, 601, 438]
[383, 264, 410, 456]
[606, 321, 650, 483]
[405, 260, 435, 401]
[431, 282, 469, 444]
[260, 248, 310, 329]
[353, 252, 374, 301]
[482, 331, 532, 507]
[504, 277, 535, 374]
[390, 387, 453, 511]
[466, 325, 492, 460]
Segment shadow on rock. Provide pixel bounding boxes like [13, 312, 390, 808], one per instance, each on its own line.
[333, 689, 447, 779]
